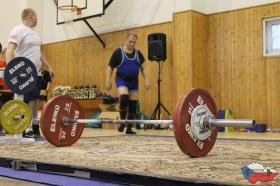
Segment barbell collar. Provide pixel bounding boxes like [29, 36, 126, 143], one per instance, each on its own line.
[62, 117, 173, 125]
[205, 117, 256, 129]
[14, 114, 24, 120]
[19, 73, 29, 78]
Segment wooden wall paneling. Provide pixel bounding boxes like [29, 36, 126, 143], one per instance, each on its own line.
[42, 23, 174, 118]
[162, 23, 174, 114]
[246, 8, 267, 123]
[208, 15, 219, 106]
[233, 10, 246, 119]
[172, 11, 208, 109]
[263, 3, 280, 128]
[266, 58, 280, 128]
[223, 13, 233, 110]
[191, 12, 208, 90]
[207, 3, 280, 127]
[173, 11, 193, 102]
[84, 37, 101, 88]
[211, 14, 222, 108]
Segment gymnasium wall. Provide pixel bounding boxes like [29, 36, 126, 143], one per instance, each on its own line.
[0, 0, 278, 46]
[41, 0, 191, 44]
[1, 1, 280, 127]
[43, 2, 280, 128]
[207, 3, 280, 128]
[42, 22, 174, 117]
[0, 0, 191, 47]
[0, 0, 27, 47]
[172, 11, 208, 102]
[40, 0, 279, 44]
[172, 2, 280, 127]
[192, 0, 280, 14]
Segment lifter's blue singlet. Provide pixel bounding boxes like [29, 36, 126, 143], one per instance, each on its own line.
[115, 48, 140, 91]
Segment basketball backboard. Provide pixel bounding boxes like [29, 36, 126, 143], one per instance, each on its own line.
[55, 0, 104, 24]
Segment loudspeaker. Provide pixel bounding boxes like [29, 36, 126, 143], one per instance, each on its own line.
[148, 33, 166, 61]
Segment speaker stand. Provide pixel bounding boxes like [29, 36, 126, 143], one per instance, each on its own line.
[147, 60, 171, 129]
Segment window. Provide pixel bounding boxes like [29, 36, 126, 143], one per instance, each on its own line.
[263, 17, 280, 56]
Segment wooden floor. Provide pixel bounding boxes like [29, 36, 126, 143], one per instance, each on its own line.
[0, 128, 279, 185]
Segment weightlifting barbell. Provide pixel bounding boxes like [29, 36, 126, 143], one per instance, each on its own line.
[43, 90, 256, 158]
[1, 57, 256, 158]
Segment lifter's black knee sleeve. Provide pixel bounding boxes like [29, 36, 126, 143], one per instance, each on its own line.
[119, 94, 129, 119]
[128, 100, 137, 120]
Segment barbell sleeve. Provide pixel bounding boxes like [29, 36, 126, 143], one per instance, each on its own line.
[19, 72, 32, 78]
[14, 114, 24, 120]
[205, 118, 256, 129]
[19, 74, 28, 78]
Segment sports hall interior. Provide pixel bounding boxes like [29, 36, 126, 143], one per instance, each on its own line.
[0, 0, 280, 185]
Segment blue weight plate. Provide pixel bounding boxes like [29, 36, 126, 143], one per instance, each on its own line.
[4, 57, 38, 94]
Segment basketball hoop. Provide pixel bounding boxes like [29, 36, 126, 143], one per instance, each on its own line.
[58, 5, 82, 23]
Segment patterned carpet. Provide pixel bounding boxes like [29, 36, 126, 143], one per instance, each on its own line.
[0, 135, 279, 185]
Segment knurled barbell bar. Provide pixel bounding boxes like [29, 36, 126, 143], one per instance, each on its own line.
[2, 57, 256, 158]
[61, 115, 254, 129]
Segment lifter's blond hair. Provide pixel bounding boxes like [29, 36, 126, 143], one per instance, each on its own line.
[125, 32, 138, 39]
[21, 8, 36, 21]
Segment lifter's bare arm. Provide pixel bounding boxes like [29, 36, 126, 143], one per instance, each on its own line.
[5, 43, 17, 62]
[41, 52, 54, 77]
[140, 63, 151, 90]
[105, 65, 113, 91]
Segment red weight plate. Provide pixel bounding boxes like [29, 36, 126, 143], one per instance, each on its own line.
[173, 88, 218, 158]
[40, 95, 85, 147]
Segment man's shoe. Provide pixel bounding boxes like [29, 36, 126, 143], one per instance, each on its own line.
[0, 131, 5, 136]
[126, 124, 136, 134]
[126, 130, 136, 134]
[118, 124, 125, 132]
[125, 126, 136, 134]
[23, 131, 34, 138]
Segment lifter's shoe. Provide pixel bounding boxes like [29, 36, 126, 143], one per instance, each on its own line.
[125, 124, 136, 135]
[22, 131, 34, 138]
[0, 131, 5, 136]
[118, 124, 125, 132]
[125, 128, 136, 135]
